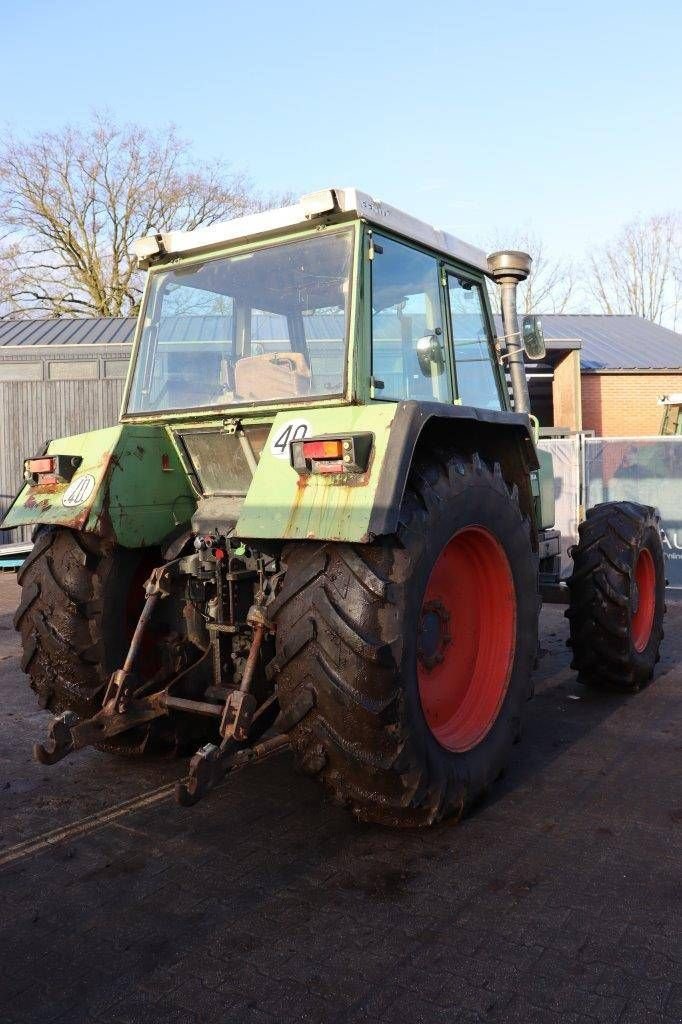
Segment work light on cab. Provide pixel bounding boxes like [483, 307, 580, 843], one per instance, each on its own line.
[290, 434, 373, 476]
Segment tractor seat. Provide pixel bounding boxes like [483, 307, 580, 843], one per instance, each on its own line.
[234, 352, 311, 400]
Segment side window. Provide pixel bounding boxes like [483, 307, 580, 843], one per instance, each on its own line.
[447, 274, 502, 410]
[371, 235, 451, 403]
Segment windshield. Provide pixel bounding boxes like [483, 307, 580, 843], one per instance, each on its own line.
[126, 228, 354, 414]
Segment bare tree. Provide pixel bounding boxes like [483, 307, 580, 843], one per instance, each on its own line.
[587, 213, 681, 325]
[0, 114, 289, 318]
[487, 230, 577, 314]
[673, 264, 682, 333]
[0, 236, 22, 317]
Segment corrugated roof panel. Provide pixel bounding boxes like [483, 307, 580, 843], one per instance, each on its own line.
[548, 315, 682, 370]
[0, 317, 135, 347]
[493, 314, 682, 371]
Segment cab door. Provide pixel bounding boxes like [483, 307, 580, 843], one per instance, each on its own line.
[442, 269, 506, 411]
[369, 232, 454, 404]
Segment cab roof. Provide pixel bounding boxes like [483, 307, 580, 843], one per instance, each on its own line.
[132, 187, 490, 275]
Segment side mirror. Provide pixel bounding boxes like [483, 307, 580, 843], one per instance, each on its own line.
[416, 331, 445, 376]
[522, 315, 546, 360]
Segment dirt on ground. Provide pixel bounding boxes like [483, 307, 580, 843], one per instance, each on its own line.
[0, 571, 680, 1024]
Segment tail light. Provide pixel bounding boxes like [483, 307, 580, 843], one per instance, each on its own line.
[301, 440, 344, 460]
[24, 454, 82, 485]
[291, 434, 373, 476]
[26, 457, 55, 476]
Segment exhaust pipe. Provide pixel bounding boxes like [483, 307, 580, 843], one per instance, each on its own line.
[487, 250, 532, 415]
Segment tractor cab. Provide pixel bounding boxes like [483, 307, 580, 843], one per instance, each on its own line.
[125, 187, 541, 422]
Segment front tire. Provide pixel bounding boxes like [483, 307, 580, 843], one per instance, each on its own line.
[271, 450, 539, 827]
[566, 502, 665, 692]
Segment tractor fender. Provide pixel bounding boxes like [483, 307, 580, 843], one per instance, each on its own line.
[0, 424, 196, 548]
[367, 400, 541, 540]
[235, 401, 541, 545]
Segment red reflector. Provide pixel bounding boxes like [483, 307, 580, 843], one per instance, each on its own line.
[316, 462, 345, 474]
[302, 440, 344, 460]
[161, 453, 171, 471]
[27, 457, 55, 474]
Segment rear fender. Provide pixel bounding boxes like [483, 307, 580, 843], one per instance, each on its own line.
[368, 402, 542, 542]
[0, 424, 196, 548]
[236, 401, 540, 544]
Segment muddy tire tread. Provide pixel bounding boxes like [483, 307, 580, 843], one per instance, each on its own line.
[566, 501, 664, 692]
[271, 449, 538, 828]
[15, 527, 114, 715]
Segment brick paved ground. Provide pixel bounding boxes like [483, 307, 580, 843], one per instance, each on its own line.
[0, 571, 680, 1024]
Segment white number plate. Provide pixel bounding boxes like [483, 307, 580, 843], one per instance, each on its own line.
[269, 419, 311, 460]
[62, 474, 96, 507]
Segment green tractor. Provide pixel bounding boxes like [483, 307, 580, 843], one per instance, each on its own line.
[2, 189, 666, 826]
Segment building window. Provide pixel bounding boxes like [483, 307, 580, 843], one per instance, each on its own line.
[0, 362, 43, 381]
[104, 360, 130, 379]
[48, 361, 99, 381]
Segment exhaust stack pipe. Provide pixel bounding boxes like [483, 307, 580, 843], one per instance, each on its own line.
[487, 250, 532, 415]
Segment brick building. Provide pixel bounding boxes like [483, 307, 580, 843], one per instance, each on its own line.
[517, 314, 682, 436]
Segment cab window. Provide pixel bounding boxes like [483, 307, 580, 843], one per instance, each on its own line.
[371, 235, 452, 403]
[447, 273, 502, 410]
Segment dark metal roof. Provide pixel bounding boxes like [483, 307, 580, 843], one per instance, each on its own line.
[494, 314, 682, 371]
[539, 314, 682, 371]
[0, 317, 134, 347]
[1, 314, 681, 372]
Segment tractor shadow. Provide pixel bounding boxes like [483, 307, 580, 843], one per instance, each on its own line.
[158, 605, 677, 857]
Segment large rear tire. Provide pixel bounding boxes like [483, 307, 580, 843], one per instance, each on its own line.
[566, 502, 665, 692]
[14, 527, 167, 754]
[270, 450, 539, 827]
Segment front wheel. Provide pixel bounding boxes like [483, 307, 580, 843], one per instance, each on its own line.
[270, 450, 540, 828]
[566, 502, 665, 692]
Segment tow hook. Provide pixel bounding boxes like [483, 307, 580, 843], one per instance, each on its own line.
[33, 711, 78, 765]
[174, 734, 289, 807]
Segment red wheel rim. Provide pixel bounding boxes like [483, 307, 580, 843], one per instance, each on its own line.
[632, 548, 655, 653]
[417, 526, 516, 753]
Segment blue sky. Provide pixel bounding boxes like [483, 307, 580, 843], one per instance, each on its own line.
[2, 0, 680, 264]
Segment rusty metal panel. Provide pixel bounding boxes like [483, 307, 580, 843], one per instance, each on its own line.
[236, 405, 398, 542]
